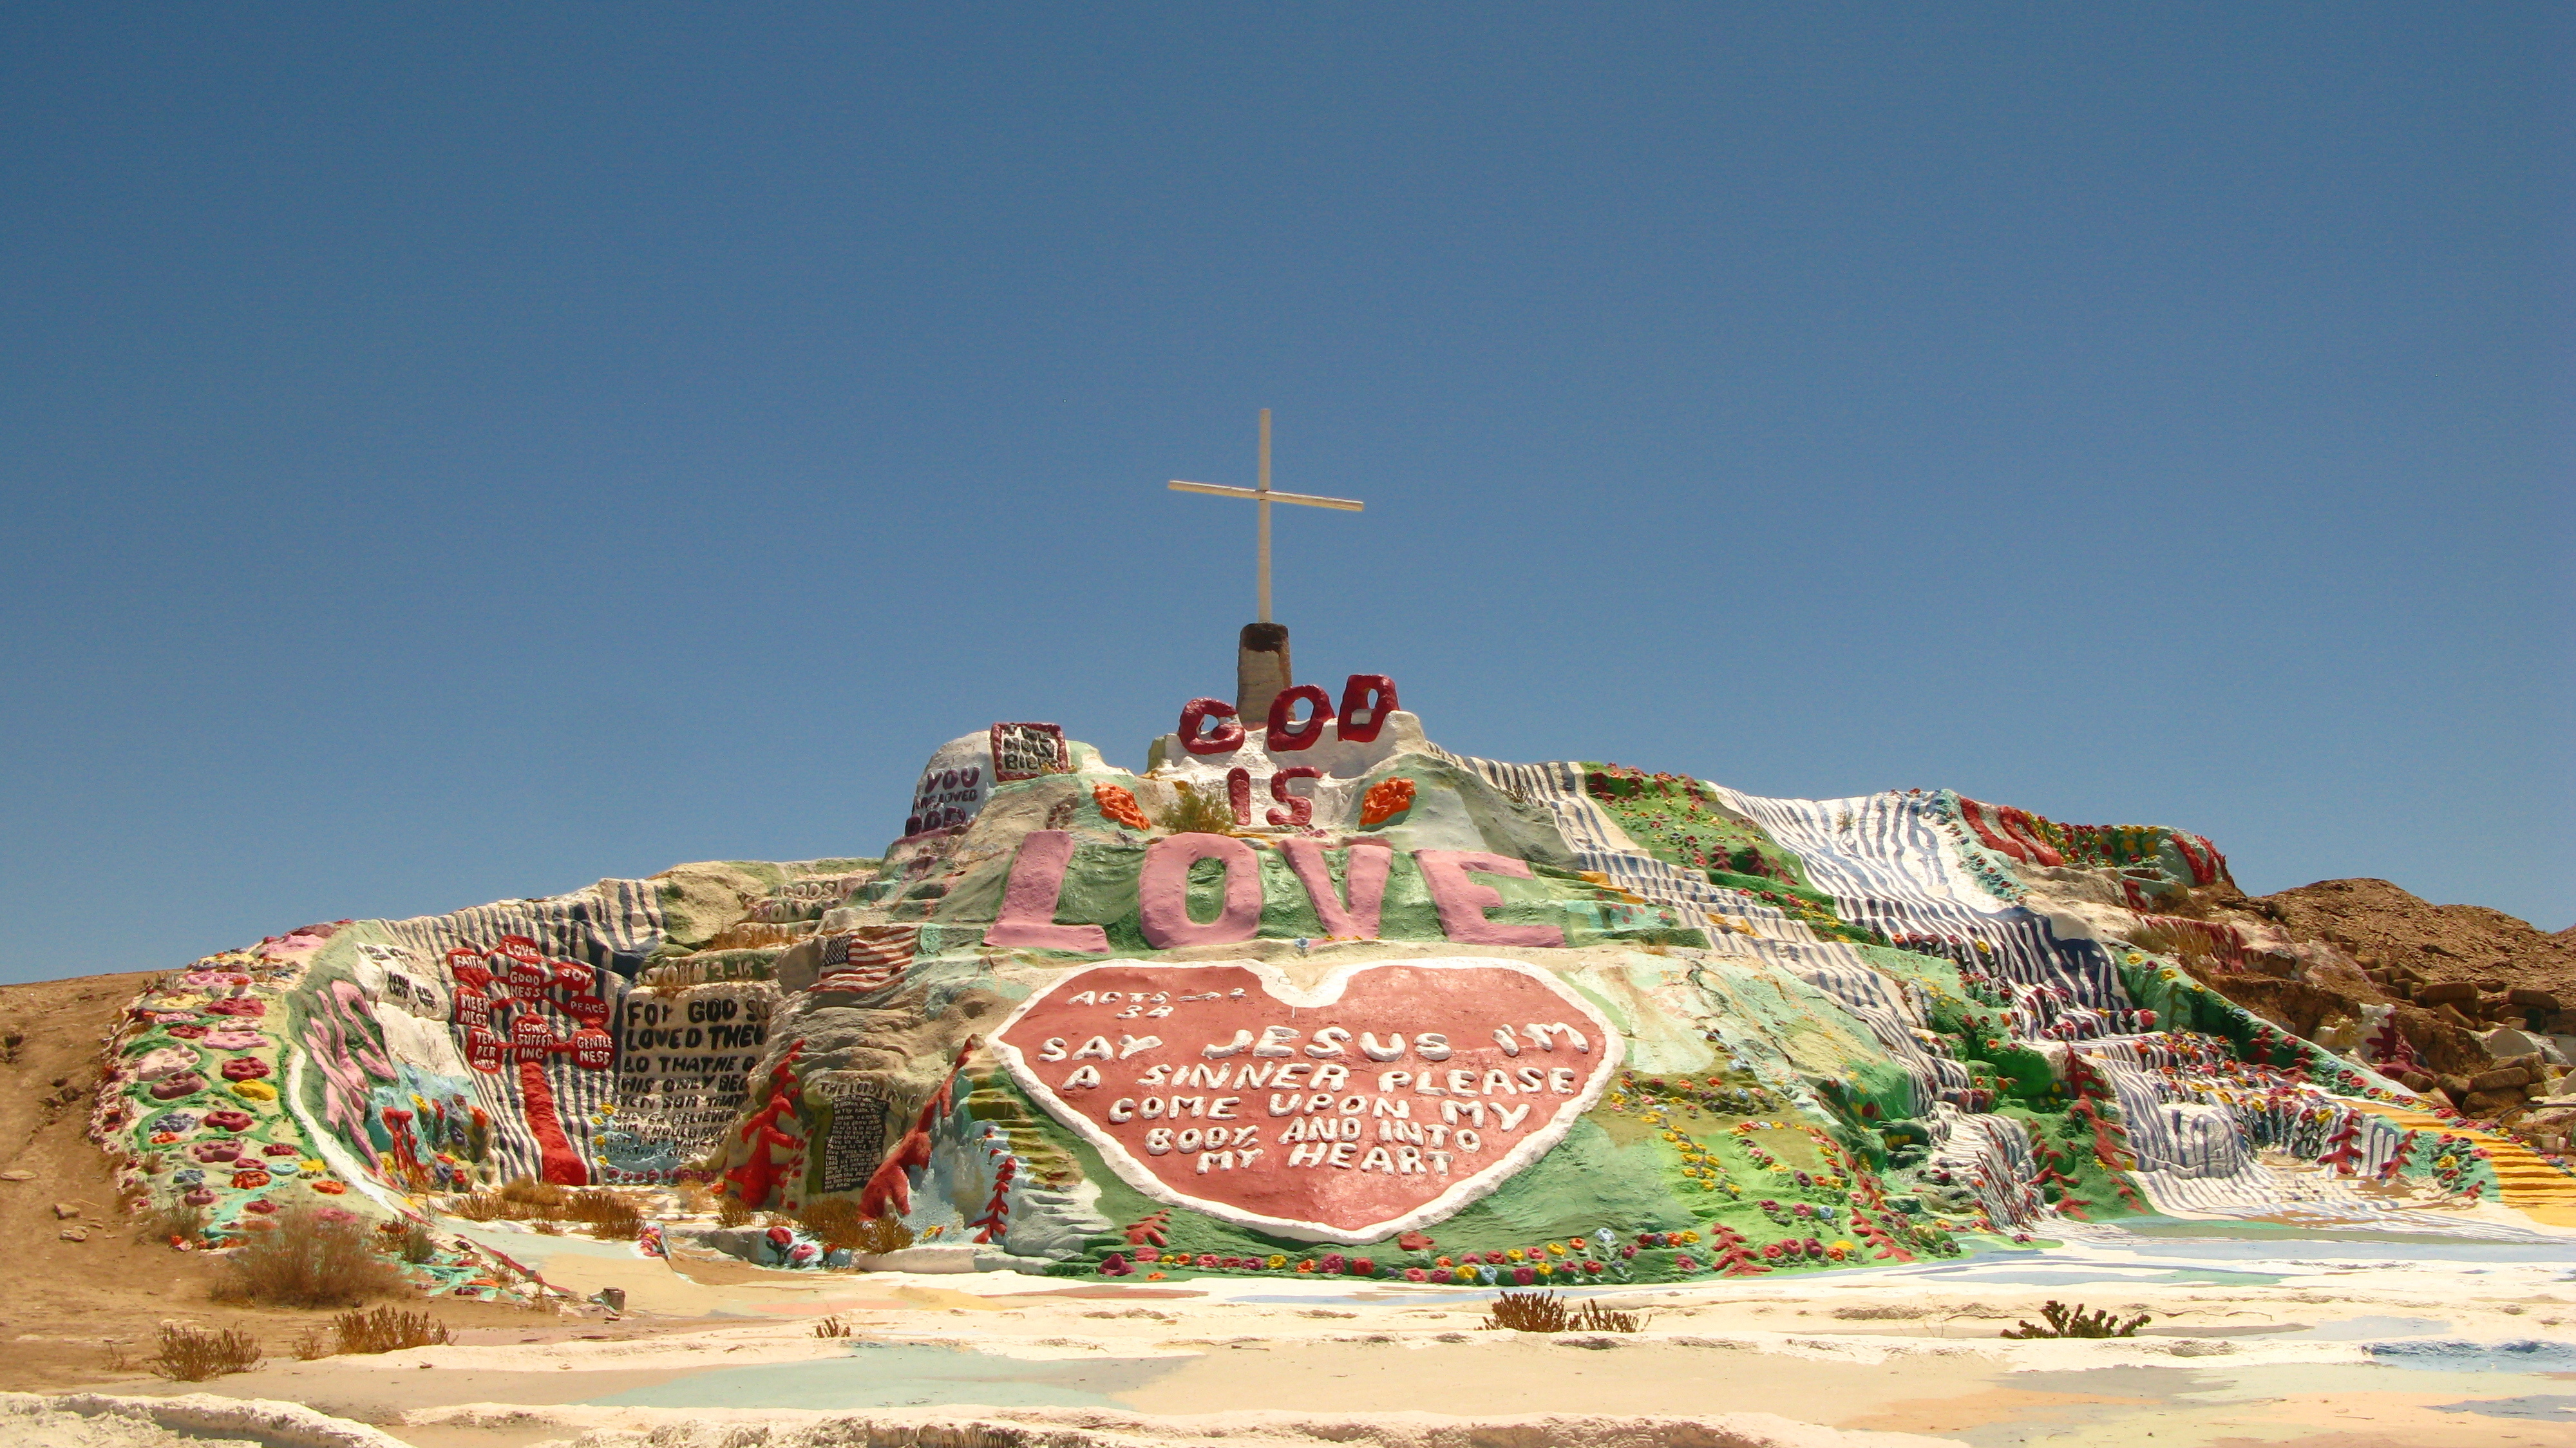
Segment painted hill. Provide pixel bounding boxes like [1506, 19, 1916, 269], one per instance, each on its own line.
[88, 694, 2576, 1297]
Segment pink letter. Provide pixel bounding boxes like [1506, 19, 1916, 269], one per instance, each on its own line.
[983, 831, 1110, 952]
[1415, 850, 1565, 948]
[1281, 839, 1390, 938]
[1179, 698, 1244, 756]
[1139, 834, 1265, 949]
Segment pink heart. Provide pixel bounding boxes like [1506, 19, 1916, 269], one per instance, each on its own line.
[994, 958, 1620, 1246]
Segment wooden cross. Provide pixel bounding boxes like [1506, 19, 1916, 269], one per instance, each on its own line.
[1168, 409, 1364, 624]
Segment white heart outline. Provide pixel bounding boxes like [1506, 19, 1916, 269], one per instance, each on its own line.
[990, 955, 1623, 1245]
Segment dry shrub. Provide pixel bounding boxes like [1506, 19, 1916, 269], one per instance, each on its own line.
[798, 1197, 914, 1255]
[1482, 1291, 1647, 1334]
[377, 1217, 439, 1263]
[334, 1305, 452, 1354]
[714, 1194, 756, 1228]
[1484, 1290, 1569, 1332]
[445, 1190, 506, 1222]
[216, 1205, 413, 1308]
[291, 1327, 330, 1360]
[1159, 781, 1237, 835]
[813, 1313, 851, 1338]
[138, 1197, 209, 1246]
[567, 1189, 644, 1241]
[498, 1176, 568, 1212]
[147, 1322, 262, 1380]
[2002, 1300, 2150, 1338]
[1572, 1299, 1647, 1333]
[531, 1219, 564, 1235]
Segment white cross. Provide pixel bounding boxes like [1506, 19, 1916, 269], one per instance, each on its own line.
[1168, 409, 1364, 624]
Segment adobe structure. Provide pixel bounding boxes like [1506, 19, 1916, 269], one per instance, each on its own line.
[92, 659, 2575, 1295]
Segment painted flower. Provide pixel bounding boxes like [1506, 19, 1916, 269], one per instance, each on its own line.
[1674, 1255, 1698, 1272]
[1265, 1255, 1287, 1269]
[231, 1080, 278, 1102]
[1350, 1258, 1376, 1277]
[1434, 1255, 1454, 1268]
[1320, 1253, 1345, 1274]
[1197, 1254, 1219, 1268]
[1297, 1259, 1317, 1273]
[1135, 1248, 1159, 1262]
[204, 1109, 254, 1132]
[1454, 1266, 1477, 1283]
[1511, 1266, 1535, 1286]
[1505, 1248, 1524, 1262]
[1098, 1253, 1132, 1277]
[1404, 1267, 1427, 1282]
[1583, 1260, 1603, 1274]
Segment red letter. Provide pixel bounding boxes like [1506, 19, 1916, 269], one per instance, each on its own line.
[983, 831, 1110, 952]
[1227, 767, 1253, 826]
[1178, 698, 1243, 756]
[1414, 850, 1565, 948]
[1267, 766, 1321, 827]
[1138, 834, 1265, 949]
[1280, 839, 1389, 938]
[1336, 674, 1397, 743]
[1265, 684, 1334, 750]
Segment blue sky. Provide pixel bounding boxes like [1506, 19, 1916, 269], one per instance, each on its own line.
[1, 5, 2566, 983]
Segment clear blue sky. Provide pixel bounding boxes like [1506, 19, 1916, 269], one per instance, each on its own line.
[2, 5, 2566, 984]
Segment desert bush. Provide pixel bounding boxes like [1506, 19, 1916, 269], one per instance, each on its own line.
[498, 1176, 568, 1212]
[215, 1205, 413, 1308]
[333, 1305, 452, 1354]
[1481, 1291, 1645, 1334]
[714, 1194, 757, 1228]
[147, 1322, 262, 1380]
[1571, 1299, 1647, 1333]
[138, 1197, 209, 1246]
[813, 1314, 851, 1338]
[2002, 1300, 2151, 1338]
[290, 1327, 330, 1360]
[567, 1189, 644, 1241]
[1159, 781, 1237, 835]
[798, 1197, 913, 1255]
[377, 1217, 439, 1263]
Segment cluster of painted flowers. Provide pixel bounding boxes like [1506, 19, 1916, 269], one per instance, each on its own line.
[1727, 1121, 1846, 1196]
[115, 959, 346, 1230]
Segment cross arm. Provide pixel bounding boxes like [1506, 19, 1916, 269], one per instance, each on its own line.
[1167, 480, 1365, 511]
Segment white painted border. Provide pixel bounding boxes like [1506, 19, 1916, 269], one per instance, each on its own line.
[989, 956, 1623, 1246]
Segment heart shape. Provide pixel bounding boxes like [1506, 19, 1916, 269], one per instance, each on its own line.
[992, 957, 1620, 1245]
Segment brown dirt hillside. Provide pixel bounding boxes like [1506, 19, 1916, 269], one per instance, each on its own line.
[2254, 877, 2576, 1005]
[0, 973, 596, 1394]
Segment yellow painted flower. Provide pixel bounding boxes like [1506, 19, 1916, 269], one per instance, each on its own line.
[1454, 1266, 1477, 1282]
[1266, 1254, 1287, 1269]
[300, 1159, 327, 1174]
[1505, 1247, 1524, 1262]
[1660, 1130, 1680, 1142]
[1679, 1230, 1700, 1244]
[1546, 1241, 1566, 1256]
[1533, 1262, 1553, 1277]
[231, 1080, 278, 1101]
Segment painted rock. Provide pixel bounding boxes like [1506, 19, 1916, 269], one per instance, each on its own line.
[134, 1046, 196, 1081]
[204, 1109, 254, 1132]
[205, 998, 265, 1018]
[149, 1073, 205, 1100]
[219, 1057, 272, 1081]
[992, 957, 1619, 1244]
[202, 1029, 263, 1051]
